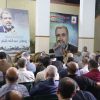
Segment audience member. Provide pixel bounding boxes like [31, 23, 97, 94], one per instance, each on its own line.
[21, 52, 36, 73]
[79, 57, 89, 75]
[89, 53, 96, 60]
[81, 46, 90, 57]
[35, 55, 51, 83]
[17, 58, 35, 83]
[33, 52, 46, 76]
[0, 67, 29, 97]
[30, 65, 59, 96]
[84, 59, 100, 82]
[57, 77, 96, 100]
[57, 77, 77, 100]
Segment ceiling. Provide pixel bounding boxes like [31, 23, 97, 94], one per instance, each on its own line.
[51, 0, 100, 17]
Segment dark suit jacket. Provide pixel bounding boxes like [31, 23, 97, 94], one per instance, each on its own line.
[30, 78, 59, 96]
[0, 26, 14, 33]
[73, 90, 96, 100]
[67, 43, 78, 54]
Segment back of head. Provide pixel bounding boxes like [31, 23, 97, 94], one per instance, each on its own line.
[0, 51, 6, 59]
[5, 90, 23, 100]
[89, 53, 96, 60]
[21, 52, 30, 59]
[67, 61, 77, 74]
[39, 54, 50, 67]
[45, 65, 58, 79]
[67, 57, 74, 63]
[82, 56, 89, 65]
[17, 58, 27, 68]
[6, 67, 18, 83]
[67, 53, 74, 58]
[57, 77, 78, 99]
[88, 59, 98, 69]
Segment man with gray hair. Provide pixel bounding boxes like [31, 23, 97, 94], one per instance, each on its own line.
[21, 52, 36, 73]
[30, 65, 59, 96]
[0, 10, 15, 33]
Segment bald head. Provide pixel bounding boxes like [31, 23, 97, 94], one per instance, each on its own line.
[67, 62, 77, 74]
[5, 90, 23, 100]
[6, 67, 18, 82]
[57, 77, 78, 99]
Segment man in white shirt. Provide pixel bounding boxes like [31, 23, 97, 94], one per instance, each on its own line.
[17, 58, 35, 83]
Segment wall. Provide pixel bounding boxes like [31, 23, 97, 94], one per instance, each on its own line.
[0, 0, 36, 53]
[0, 0, 95, 53]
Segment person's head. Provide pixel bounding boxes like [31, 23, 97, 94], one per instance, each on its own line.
[55, 26, 69, 44]
[4, 90, 23, 100]
[57, 77, 78, 100]
[96, 55, 100, 64]
[88, 59, 98, 70]
[45, 65, 58, 79]
[0, 10, 13, 31]
[67, 61, 77, 75]
[6, 67, 18, 83]
[82, 56, 89, 65]
[0, 51, 7, 59]
[83, 46, 88, 52]
[89, 52, 96, 60]
[17, 58, 27, 68]
[39, 54, 50, 68]
[67, 57, 74, 63]
[21, 52, 30, 61]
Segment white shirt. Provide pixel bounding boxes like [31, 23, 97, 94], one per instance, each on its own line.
[17, 68, 35, 83]
[79, 64, 89, 75]
[35, 69, 59, 83]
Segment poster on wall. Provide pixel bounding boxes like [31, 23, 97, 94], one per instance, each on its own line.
[0, 8, 30, 54]
[50, 12, 78, 52]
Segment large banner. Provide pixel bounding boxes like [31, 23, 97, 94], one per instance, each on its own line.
[0, 9, 30, 53]
[50, 12, 78, 49]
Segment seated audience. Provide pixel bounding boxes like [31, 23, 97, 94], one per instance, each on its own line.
[57, 77, 96, 100]
[21, 52, 36, 73]
[0, 67, 29, 97]
[17, 58, 35, 83]
[35, 55, 59, 83]
[30, 65, 59, 96]
[84, 59, 100, 82]
[60, 61, 100, 99]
